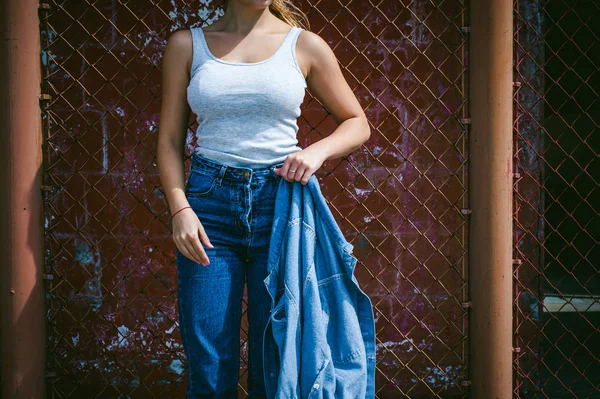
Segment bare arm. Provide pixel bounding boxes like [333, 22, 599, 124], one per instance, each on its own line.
[302, 30, 371, 160]
[275, 30, 371, 183]
[157, 29, 192, 215]
[157, 29, 212, 266]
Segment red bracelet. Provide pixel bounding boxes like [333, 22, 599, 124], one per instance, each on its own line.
[171, 206, 191, 218]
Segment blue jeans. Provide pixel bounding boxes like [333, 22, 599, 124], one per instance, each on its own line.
[176, 152, 285, 398]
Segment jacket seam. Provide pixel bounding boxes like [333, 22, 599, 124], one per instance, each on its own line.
[301, 220, 316, 236]
[286, 218, 302, 228]
[303, 260, 315, 295]
[284, 283, 297, 308]
[335, 346, 364, 364]
[317, 272, 348, 287]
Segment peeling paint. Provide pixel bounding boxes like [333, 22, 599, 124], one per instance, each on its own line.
[73, 238, 103, 311]
[417, 365, 464, 390]
[105, 325, 130, 351]
[72, 332, 80, 347]
[168, 359, 184, 374]
[101, 112, 109, 173]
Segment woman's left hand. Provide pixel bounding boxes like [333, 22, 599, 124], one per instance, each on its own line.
[273, 147, 327, 185]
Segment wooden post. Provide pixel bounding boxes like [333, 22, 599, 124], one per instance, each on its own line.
[469, 0, 514, 397]
[0, 0, 46, 397]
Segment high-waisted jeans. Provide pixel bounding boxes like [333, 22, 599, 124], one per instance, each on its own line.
[176, 152, 285, 398]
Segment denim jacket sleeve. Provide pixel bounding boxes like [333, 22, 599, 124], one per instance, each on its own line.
[263, 174, 376, 399]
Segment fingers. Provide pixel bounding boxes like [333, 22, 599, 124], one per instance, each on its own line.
[175, 233, 209, 266]
[172, 210, 214, 266]
[177, 239, 202, 265]
[189, 235, 209, 266]
[197, 222, 214, 249]
[285, 166, 311, 185]
[277, 160, 310, 184]
[294, 167, 311, 185]
[276, 160, 293, 182]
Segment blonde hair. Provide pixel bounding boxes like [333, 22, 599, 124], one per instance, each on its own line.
[269, 0, 310, 30]
[222, 0, 310, 30]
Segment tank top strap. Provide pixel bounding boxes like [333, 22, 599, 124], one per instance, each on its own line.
[279, 25, 301, 47]
[189, 27, 209, 75]
[281, 26, 305, 79]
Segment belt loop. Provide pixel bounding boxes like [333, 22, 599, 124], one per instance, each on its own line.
[216, 165, 227, 186]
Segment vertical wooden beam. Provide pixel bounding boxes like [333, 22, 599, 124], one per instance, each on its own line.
[0, 0, 46, 397]
[469, 0, 514, 397]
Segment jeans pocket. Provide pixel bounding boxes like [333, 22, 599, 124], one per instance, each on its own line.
[186, 170, 217, 198]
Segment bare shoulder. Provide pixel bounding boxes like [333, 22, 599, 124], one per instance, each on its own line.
[297, 30, 338, 60]
[297, 29, 332, 53]
[163, 29, 193, 72]
[295, 29, 339, 77]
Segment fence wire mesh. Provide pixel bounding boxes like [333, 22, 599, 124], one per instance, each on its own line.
[40, 0, 470, 397]
[513, 0, 600, 398]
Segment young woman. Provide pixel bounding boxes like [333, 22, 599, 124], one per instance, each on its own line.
[157, 0, 370, 397]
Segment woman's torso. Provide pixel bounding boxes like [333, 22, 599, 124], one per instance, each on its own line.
[186, 25, 307, 168]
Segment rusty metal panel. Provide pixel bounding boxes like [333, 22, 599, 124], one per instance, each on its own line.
[40, 1, 470, 397]
[513, 0, 600, 397]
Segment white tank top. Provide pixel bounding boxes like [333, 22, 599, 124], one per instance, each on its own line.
[186, 25, 307, 168]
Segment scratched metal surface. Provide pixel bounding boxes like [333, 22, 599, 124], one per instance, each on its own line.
[40, 1, 470, 398]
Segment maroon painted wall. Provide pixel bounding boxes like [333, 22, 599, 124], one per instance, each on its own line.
[40, 1, 470, 397]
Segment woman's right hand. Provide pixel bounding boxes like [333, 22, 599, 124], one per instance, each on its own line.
[171, 207, 214, 266]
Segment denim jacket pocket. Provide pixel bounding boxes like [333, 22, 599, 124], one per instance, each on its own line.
[271, 302, 287, 324]
[270, 301, 287, 356]
[185, 170, 217, 198]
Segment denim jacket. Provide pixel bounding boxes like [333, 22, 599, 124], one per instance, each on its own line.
[262, 174, 376, 398]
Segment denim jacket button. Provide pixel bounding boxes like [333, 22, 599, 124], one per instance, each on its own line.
[270, 372, 275, 377]
[313, 383, 319, 389]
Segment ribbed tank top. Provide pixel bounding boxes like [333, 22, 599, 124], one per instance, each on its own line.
[186, 25, 307, 168]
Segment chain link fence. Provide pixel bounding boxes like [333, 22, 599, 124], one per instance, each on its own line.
[513, 0, 599, 397]
[40, 0, 470, 397]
